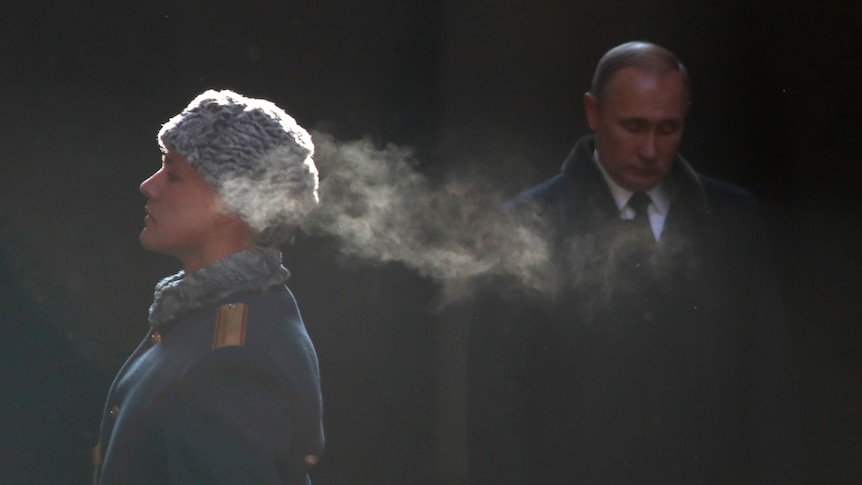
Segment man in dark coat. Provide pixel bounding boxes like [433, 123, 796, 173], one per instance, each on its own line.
[467, 41, 794, 484]
[94, 90, 324, 484]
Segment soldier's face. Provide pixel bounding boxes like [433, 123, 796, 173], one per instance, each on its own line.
[585, 67, 688, 192]
[139, 148, 223, 271]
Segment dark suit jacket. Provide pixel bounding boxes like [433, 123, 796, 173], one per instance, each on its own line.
[467, 136, 794, 484]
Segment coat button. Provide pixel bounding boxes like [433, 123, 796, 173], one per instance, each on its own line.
[150, 331, 162, 344]
[109, 405, 120, 418]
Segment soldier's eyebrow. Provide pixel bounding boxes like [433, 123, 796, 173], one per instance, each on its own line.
[162, 153, 178, 166]
[161, 152, 189, 175]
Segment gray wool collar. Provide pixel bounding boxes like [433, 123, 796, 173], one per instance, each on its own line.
[148, 245, 290, 328]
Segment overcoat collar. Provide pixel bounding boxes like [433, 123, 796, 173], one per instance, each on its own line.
[147, 245, 290, 328]
[560, 135, 711, 223]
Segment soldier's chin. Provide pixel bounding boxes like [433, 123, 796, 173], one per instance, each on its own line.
[139, 229, 160, 251]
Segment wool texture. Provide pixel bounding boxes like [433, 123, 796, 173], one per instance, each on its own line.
[148, 245, 290, 328]
[158, 89, 319, 245]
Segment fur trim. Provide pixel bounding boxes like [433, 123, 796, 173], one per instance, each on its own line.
[148, 246, 290, 328]
[158, 90, 319, 245]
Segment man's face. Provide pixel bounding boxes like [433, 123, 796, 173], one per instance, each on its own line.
[584, 67, 689, 192]
[139, 148, 224, 268]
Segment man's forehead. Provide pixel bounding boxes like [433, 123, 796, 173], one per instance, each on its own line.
[621, 66, 683, 86]
[603, 68, 689, 115]
[607, 66, 686, 93]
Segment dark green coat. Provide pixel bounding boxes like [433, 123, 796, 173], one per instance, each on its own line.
[96, 281, 323, 484]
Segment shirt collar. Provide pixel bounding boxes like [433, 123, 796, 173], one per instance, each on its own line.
[592, 150, 670, 216]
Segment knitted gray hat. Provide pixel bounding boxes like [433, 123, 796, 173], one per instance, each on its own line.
[158, 89, 319, 245]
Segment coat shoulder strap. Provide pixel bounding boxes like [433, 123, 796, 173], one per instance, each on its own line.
[213, 302, 248, 349]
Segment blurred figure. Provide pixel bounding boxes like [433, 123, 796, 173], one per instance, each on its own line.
[94, 90, 324, 484]
[0, 226, 106, 484]
[468, 42, 794, 484]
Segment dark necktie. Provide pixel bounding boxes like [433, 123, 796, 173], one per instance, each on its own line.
[627, 192, 654, 243]
[612, 192, 658, 295]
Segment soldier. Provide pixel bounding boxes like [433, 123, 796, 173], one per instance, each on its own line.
[94, 90, 324, 484]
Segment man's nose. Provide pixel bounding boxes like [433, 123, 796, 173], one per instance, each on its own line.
[639, 132, 658, 161]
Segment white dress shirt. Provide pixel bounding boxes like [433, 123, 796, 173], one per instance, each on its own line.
[593, 151, 671, 241]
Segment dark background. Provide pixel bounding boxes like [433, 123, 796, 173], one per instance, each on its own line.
[1, 1, 861, 483]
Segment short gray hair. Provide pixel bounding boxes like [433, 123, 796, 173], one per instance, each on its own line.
[159, 89, 319, 245]
[590, 41, 689, 105]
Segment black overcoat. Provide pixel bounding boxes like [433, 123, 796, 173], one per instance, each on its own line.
[468, 136, 793, 484]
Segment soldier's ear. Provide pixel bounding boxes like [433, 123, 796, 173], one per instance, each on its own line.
[215, 212, 241, 224]
[213, 198, 243, 225]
